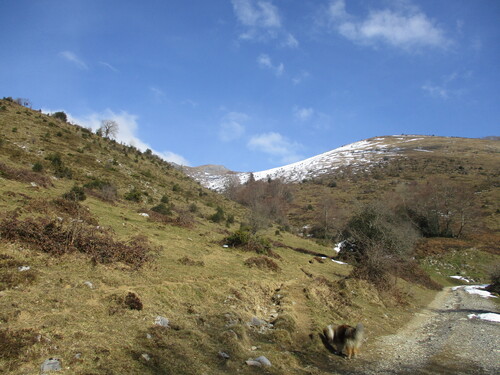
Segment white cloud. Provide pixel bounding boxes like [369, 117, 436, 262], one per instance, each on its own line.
[59, 51, 88, 69]
[257, 54, 284, 76]
[231, 0, 298, 48]
[282, 33, 299, 48]
[292, 70, 310, 85]
[421, 84, 449, 99]
[326, 0, 451, 50]
[219, 112, 248, 142]
[43, 108, 190, 166]
[294, 107, 314, 121]
[248, 132, 303, 163]
[99, 61, 118, 72]
[232, 0, 281, 29]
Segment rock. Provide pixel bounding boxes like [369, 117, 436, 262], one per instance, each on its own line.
[255, 356, 272, 367]
[246, 360, 262, 367]
[218, 351, 230, 359]
[251, 346, 258, 351]
[141, 353, 151, 361]
[18, 266, 30, 272]
[139, 213, 149, 217]
[246, 356, 272, 367]
[250, 317, 267, 327]
[40, 358, 62, 373]
[154, 316, 170, 327]
[83, 281, 93, 289]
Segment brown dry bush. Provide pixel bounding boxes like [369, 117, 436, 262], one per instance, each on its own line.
[144, 210, 195, 229]
[51, 198, 98, 225]
[244, 256, 280, 272]
[124, 292, 143, 310]
[0, 161, 52, 187]
[0, 213, 158, 268]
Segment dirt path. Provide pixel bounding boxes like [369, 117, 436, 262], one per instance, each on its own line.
[326, 286, 500, 375]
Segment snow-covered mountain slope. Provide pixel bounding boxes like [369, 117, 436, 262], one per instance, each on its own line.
[182, 135, 443, 191]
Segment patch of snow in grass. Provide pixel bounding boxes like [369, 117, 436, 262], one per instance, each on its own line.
[452, 284, 497, 298]
[333, 241, 345, 253]
[450, 275, 472, 283]
[332, 259, 348, 265]
[468, 313, 500, 323]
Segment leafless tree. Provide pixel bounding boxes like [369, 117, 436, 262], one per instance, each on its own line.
[98, 119, 119, 139]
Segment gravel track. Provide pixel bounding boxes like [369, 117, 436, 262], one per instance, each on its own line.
[328, 286, 500, 375]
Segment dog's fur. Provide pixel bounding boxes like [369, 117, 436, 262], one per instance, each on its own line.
[323, 323, 364, 359]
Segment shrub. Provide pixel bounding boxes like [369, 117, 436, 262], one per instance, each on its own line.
[32, 162, 43, 172]
[188, 203, 198, 213]
[209, 206, 225, 223]
[124, 188, 142, 202]
[160, 195, 169, 204]
[84, 179, 118, 202]
[225, 229, 251, 247]
[124, 292, 143, 310]
[224, 229, 278, 257]
[44, 153, 72, 179]
[52, 111, 67, 122]
[339, 202, 420, 290]
[151, 203, 172, 216]
[486, 265, 500, 295]
[172, 183, 181, 192]
[62, 185, 86, 201]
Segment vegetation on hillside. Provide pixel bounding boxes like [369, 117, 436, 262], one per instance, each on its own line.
[0, 97, 498, 374]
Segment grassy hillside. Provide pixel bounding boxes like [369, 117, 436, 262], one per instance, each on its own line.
[0, 99, 497, 374]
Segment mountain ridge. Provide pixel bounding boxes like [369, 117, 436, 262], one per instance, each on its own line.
[184, 134, 498, 191]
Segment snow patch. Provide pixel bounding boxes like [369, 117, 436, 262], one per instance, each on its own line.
[332, 259, 348, 265]
[450, 275, 472, 283]
[468, 313, 500, 323]
[452, 284, 497, 299]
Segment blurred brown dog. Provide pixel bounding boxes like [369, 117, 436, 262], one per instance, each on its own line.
[323, 323, 364, 359]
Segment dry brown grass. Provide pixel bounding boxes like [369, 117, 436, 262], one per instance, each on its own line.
[244, 256, 281, 272]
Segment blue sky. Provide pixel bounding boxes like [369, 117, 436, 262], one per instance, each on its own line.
[1, 0, 499, 171]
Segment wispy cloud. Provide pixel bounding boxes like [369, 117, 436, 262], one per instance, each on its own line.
[421, 84, 449, 99]
[44, 108, 190, 165]
[422, 71, 469, 100]
[248, 132, 303, 164]
[59, 51, 88, 69]
[149, 86, 169, 103]
[293, 107, 314, 121]
[326, 0, 451, 50]
[231, 0, 298, 47]
[257, 54, 284, 76]
[292, 70, 310, 85]
[219, 112, 248, 142]
[99, 61, 118, 72]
